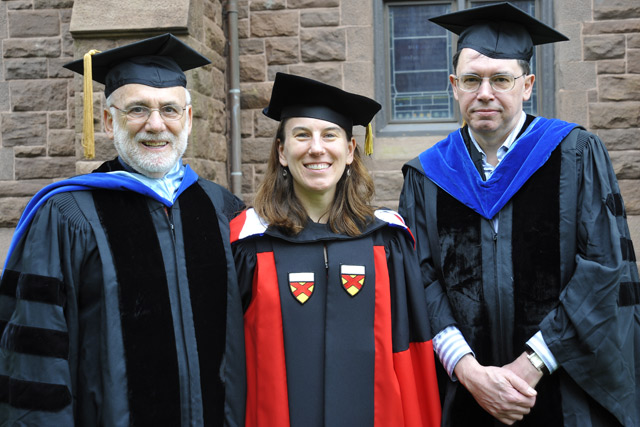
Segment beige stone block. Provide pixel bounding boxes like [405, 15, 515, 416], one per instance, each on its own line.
[240, 54, 267, 82]
[265, 37, 299, 65]
[287, 64, 341, 85]
[583, 19, 640, 35]
[240, 82, 272, 109]
[15, 156, 76, 179]
[610, 151, 640, 179]
[556, 90, 589, 125]
[346, 27, 373, 62]
[629, 34, 640, 49]
[593, 0, 640, 20]
[301, 9, 340, 28]
[1, 112, 47, 146]
[597, 128, 640, 150]
[240, 39, 265, 55]
[48, 129, 75, 156]
[589, 101, 640, 128]
[3, 37, 61, 58]
[238, 18, 250, 39]
[241, 110, 253, 138]
[253, 110, 278, 138]
[372, 170, 403, 204]
[555, 0, 592, 24]
[5, 59, 47, 80]
[620, 180, 640, 215]
[241, 137, 272, 163]
[628, 49, 640, 74]
[288, 0, 338, 8]
[10, 80, 68, 112]
[597, 60, 625, 74]
[250, 0, 285, 11]
[554, 23, 582, 64]
[0, 197, 29, 227]
[14, 146, 46, 158]
[76, 160, 103, 175]
[584, 35, 626, 60]
[343, 61, 373, 98]
[598, 75, 640, 101]
[69, 0, 189, 35]
[266, 64, 288, 81]
[206, 20, 227, 56]
[341, 0, 372, 26]
[8, 10, 60, 37]
[559, 61, 597, 92]
[300, 28, 346, 62]
[184, 158, 221, 184]
[250, 11, 298, 38]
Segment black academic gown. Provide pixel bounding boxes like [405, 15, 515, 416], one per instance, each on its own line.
[0, 159, 246, 426]
[399, 119, 640, 426]
[230, 209, 441, 427]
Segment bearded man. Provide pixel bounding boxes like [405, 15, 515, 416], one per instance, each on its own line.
[0, 34, 246, 426]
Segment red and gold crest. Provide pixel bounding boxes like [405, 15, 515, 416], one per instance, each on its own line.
[289, 272, 315, 304]
[341, 265, 365, 296]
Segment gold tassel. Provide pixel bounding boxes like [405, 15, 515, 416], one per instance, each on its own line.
[364, 123, 373, 156]
[82, 49, 101, 159]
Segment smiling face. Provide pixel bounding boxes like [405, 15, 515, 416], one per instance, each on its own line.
[104, 84, 192, 178]
[278, 116, 356, 207]
[451, 48, 535, 146]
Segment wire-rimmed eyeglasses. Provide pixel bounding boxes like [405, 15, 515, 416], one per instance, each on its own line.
[110, 104, 188, 123]
[454, 73, 526, 92]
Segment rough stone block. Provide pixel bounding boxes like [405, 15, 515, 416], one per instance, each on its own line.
[76, 133, 117, 160]
[241, 137, 272, 163]
[265, 37, 299, 65]
[240, 82, 273, 109]
[184, 157, 220, 183]
[266, 64, 287, 81]
[10, 80, 68, 112]
[589, 102, 640, 128]
[583, 19, 640, 35]
[1, 112, 47, 146]
[593, 0, 640, 20]
[0, 179, 53, 197]
[4, 58, 47, 80]
[301, 10, 340, 27]
[300, 28, 346, 62]
[0, 148, 13, 180]
[15, 156, 75, 179]
[8, 10, 60, 37]
[238, 18, 250, 39]
[48, 57, 75, 78]
[208, 98, 226, 134]
[14, 146, 46, 157]
[372, 170, 403, 202]
[206, 20, 227, 56]
[341, 0, 372, 26]
[240, 54, 266, 82]
[610, 150, 640, 179]
[34, 0, 74, 9]
[629, 49, 640, 74]
[7, 1, 32, 11]
[253, 110, 278, 138]
[250, 0, 285, 11]
[241, 110, 253, 138]
[240, 39, 265, 55]
[620, 180, 640, 215]
[3, 37, 61, 58]
[0, 197, 29, 227]
[629, 34, 640, 49]
[0, 83, 9, 112]
[597, 59, 625, 74]
[583, 35, 626, 60]
[287, 64, 341, 85]
[288, 0, 339, 8]
[251, 11, 298, 37]
[598, 75, 640, 101]
[598, 128, 640, 150]
[557, 90, 589, 126]
[48, 129, 74, 156]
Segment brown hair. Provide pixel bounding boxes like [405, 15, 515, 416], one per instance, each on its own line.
[253, 119, 375, 236]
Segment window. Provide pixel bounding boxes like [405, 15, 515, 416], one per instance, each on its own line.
[374, 0, 555, 136]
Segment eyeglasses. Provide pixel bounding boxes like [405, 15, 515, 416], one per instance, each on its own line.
[110, 104, 188, 122]
[454, 73, 526, 92]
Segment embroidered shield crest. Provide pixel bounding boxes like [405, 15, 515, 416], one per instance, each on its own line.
[289, 272, 315, 304]
[341, 265, 365, 296]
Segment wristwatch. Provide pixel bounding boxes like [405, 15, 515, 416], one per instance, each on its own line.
[526, 348, 549, 375]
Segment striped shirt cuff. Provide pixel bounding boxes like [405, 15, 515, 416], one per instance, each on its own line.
[433, 325, 474, 380]
[526, 331, 558, 374]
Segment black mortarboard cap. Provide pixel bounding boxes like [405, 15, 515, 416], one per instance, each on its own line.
[429, 2, 568, 61]
[63, 33, 211, 98]
[263, 73, 381, 154]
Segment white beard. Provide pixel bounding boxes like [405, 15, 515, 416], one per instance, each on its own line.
[112, 117, 189, 177]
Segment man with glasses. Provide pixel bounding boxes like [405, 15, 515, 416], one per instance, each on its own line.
[399, 3, 639, 426]
[0, 34, 245, 425]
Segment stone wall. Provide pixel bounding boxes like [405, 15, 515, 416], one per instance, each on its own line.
[0, 0, 75, 226]
[0, 0, 228, 227]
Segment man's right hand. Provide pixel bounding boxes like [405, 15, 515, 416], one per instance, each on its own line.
[454, 354, 537, 425]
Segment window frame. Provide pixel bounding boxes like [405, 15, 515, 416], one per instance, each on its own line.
[373, 0, 558, 137]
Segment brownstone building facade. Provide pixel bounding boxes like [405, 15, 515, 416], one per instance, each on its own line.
[1, 0, 639, 261]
